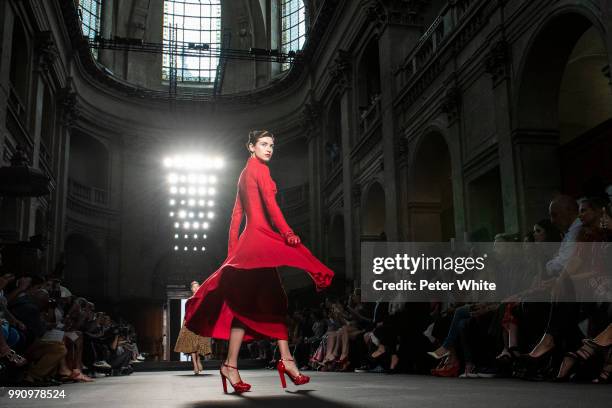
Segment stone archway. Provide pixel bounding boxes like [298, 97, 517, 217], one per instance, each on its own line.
[407, 132, 455, 242]
[362, 181, 386, 240]
[514, 11, 612, 227]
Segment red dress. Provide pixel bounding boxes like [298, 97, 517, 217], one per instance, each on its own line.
[184, 156, 334, 341]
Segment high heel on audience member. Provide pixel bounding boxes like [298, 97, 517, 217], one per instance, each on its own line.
[277, 358, 310, 388]
[219, 362, 251, 393]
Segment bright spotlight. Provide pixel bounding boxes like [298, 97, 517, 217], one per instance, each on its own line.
[183, 222, 190, 229]
[193, 234, 198, 239]
[203, 222, 209, 229]
[180, 175, 187, 183]
[184, 234, 188, 239]
[209, 175, 217, 184]
[163, 157, 173, 167]
[174, 245, 179, 251]
[201, 246, 206, 251]
[193, 222, 200, 229]
[174, 234, 179, 239]
[184, 246, 188, 251]
[198, 175, 207, 184]
[179, 187, 186, 195]
[188, 187, 196, 195]
[168, 174, 178, 183]
[169, 199, 176, 206]
[169, 212, 175, 217]
[178, 210, 186, 219]
[193, 247, 198, 251]
[198, 187, 206, 196]
[203, 234, 207, 239]
[208, 188, 215, 195]
[198, 212, 204, 218]
[208, 200, 214, 207]
[174, 222, 180, 228]
[198, 199, 205, 206]
[180, 200, 186, 205]
[207, 212, 214, 219]
[170, 187, 178, 194]
[188, 174, 197, 183]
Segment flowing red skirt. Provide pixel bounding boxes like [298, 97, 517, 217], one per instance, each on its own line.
[184, 225, 334, 341]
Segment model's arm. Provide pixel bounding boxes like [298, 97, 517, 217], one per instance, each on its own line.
[227, 189, 244, 255]
[256, 165, 293, 237]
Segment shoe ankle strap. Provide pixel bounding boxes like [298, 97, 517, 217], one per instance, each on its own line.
[279, 358, 294, 362]
[222, 362, 238, 370]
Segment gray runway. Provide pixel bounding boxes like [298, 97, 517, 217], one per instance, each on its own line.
[2, 369, 610, 408]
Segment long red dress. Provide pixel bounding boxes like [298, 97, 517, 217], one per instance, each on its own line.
[184, 156, 334, 341]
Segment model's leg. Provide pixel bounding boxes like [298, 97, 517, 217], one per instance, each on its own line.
[191, 353, 199, 373]
[196, 354, 203, 372]
[221, 320, 246, 384]
[278, 339, 302, 377]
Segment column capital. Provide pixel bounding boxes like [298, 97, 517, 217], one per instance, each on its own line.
[329, 49, 352, 93]
[35, 31, 59, 74]
[484, 39, 510, 85]
[57, 80, 79, 128]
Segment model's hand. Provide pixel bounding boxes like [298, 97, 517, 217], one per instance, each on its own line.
[285, 232, 301, 246]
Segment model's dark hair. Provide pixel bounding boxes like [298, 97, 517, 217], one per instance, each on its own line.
[246, 130, 274, 151]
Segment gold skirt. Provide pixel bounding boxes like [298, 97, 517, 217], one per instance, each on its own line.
[174, 324, 212, 356]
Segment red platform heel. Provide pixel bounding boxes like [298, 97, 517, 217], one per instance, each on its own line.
[277, 358, 310, 388]
[219, 362, 251, 393]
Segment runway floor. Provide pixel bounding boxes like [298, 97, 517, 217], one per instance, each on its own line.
[2, 369, 610, 408]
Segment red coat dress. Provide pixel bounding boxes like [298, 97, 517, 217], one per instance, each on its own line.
[184, 156, 334, 341]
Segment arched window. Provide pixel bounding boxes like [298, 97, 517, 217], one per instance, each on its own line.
[77, 0, 103, 58]
[162, 0, 222, 86]
[280, 0, 306, 71]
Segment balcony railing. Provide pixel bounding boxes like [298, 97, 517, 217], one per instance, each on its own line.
[68, 178, 109, 207]
[396, 0, 479, 87]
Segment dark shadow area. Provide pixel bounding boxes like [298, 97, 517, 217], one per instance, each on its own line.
[187, 389, 354, 408]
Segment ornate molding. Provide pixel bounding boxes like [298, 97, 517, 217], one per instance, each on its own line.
[396, 135, 409, 164]
[302, 99, 323, 136]
[57, 86, 79, 128]
[352, 184, 361, 205]
[440, 86, 461, 124]
[484, 40, 510, 84]
[35, 31, 59, 73]
[365, 0, 428, 30]
[329, 50, 352, 92]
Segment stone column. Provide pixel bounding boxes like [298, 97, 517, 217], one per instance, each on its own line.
[0, 2, 15, 158]
[484, 38, 521, 234]
[440, 77, 468, 240]
[330, 50, 356, 280]
[370, 0, 425, 241]
[303, 99, 323, 254]
[52, 84, 79, 264]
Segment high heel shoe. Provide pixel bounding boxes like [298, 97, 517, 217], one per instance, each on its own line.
[219, 362, 251, 393]
[277, 358, 310, 388]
